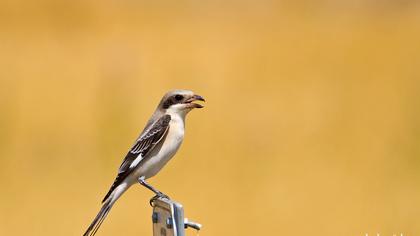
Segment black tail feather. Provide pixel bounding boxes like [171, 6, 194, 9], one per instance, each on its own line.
[83, 201, 113, 236]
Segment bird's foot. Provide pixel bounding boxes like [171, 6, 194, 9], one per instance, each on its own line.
[149, 192, 170, 206]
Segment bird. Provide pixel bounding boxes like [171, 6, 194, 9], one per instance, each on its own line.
[83, 89, 205, 236]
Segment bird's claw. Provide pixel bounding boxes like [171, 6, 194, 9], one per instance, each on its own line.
[149, 192, 170, 206]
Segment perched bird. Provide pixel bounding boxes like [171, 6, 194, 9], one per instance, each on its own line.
[83, 90, 205, 236]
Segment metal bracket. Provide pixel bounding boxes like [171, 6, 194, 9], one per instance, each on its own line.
[151, 197, 202, 236]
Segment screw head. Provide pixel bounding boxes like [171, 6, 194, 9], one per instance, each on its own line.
[152, 212, 158, 223]
[166, 217, 173, 229]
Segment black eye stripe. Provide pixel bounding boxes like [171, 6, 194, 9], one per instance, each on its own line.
[162, 94, 184, 109]
[162, 99, 172, 109]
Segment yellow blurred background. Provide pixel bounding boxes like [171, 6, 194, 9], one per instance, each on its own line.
[0, 0, 419, 235]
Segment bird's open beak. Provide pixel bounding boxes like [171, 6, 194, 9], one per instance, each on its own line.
[185, 94, 205, 109]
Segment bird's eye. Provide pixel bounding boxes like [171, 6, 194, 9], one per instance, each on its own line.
[174, 95, 184, 101]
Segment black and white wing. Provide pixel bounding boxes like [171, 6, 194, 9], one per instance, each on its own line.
[102, 115, 171, 202]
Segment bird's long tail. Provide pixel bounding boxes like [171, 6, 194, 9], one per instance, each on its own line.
[83, 184, 127, 236]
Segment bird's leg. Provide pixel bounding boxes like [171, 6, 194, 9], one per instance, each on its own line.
[138, 177, 170, 205]
[138, 176, 167, 196]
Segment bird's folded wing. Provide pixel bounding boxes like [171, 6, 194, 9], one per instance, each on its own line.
[102, 115, 171, 203]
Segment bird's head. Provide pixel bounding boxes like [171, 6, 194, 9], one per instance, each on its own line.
[158, 90, 205, 116]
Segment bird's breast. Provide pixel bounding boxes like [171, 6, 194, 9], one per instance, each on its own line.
[136, 117, 185, 179]
[162, 118, 185, 154]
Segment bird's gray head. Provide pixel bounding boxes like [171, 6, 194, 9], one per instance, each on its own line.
[158, 90, 205, 116]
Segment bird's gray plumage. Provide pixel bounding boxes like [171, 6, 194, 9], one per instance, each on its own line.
[83, 89, 204, 236]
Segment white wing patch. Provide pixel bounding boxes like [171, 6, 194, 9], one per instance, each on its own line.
[129, 154, 143, 169]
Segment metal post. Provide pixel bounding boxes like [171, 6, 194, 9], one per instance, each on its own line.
[151, 197, 202, 236]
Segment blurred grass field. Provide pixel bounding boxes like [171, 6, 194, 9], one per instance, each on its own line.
[0, 1, 419, 235]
